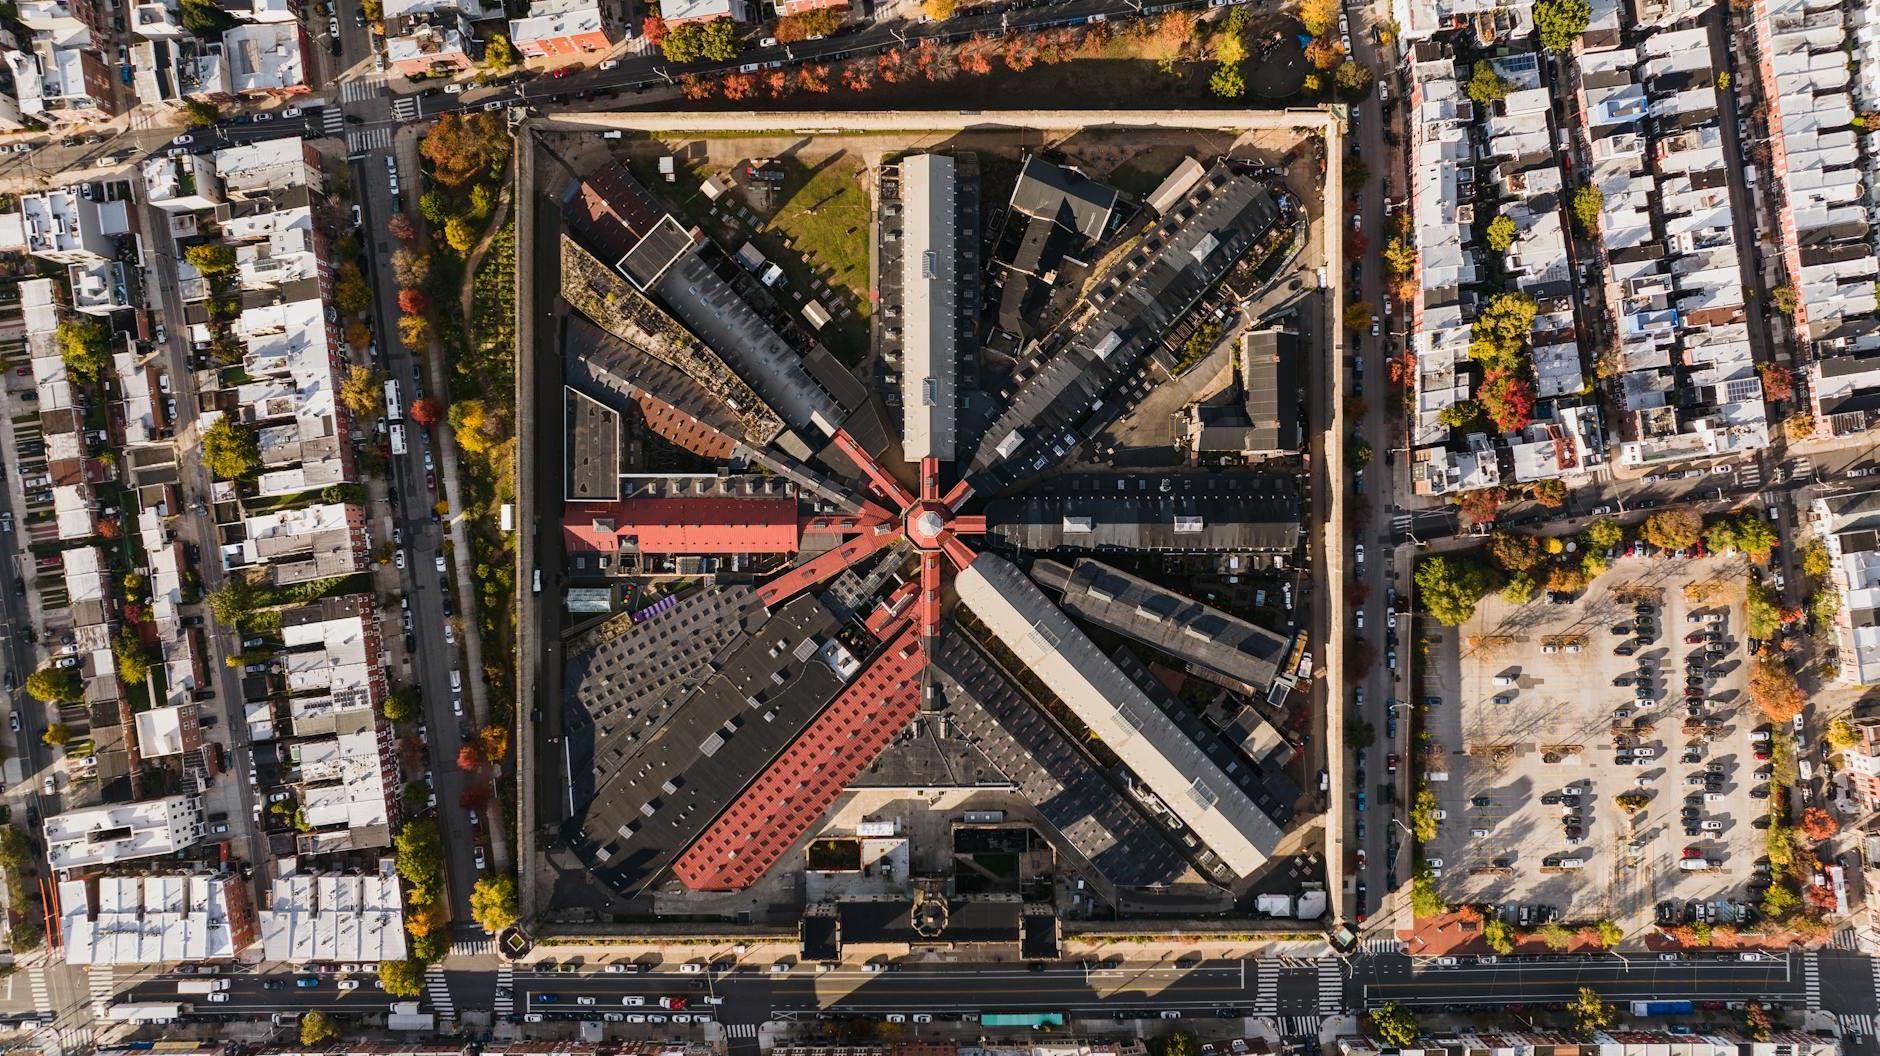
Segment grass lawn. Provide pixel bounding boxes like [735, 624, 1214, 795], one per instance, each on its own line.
[758, 155, 872, 363]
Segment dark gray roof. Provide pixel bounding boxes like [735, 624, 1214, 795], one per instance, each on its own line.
[932, 630, 1193, 890]
[1239, 327, 1302, 455]
[835, 898, 1025, 946]
[1008, 156, 1120, 243]
[567, 388, 621, 502]
[563, 592, 845, 895]
[987, 477, 1302, 554]
[972, 166, 1281, 480]
[1032, 557, 1289, 692]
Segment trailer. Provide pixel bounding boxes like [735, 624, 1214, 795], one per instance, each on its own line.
[1630, 1001, 1694, 1016]
[107, 1003, 184, 1023]
[176, 979, 229, 994]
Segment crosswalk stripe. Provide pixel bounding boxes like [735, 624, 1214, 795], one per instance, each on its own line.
[340, 75, 385, 102]
[493, 965, 514, 1016]
[1280, 1015, 1322, 1038]
[452, 935, 495, 956]
[319, 108, 344, 136]
[1316, 956, 1343, 1014]
[28, 965, 49, 1010]
[1362, 937, 1405, 954]
[724, 1024, 759, 1039]
[88, 965, 113, 1010]
[390, 96, 418, 121]
[1802, 952, 1820, 1009]
[346, 126, 392, 156]
[425, 963, 454, 1016]
[1251, 959, 1280, 1014]
[1841, 1013, 1876, 1037]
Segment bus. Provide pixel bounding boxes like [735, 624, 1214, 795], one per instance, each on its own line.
[980, 1013, 1065, 1028]
[390, 422, 407, 456]
[385, 379, 403, 421]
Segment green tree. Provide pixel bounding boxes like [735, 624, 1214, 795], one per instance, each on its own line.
[1803, 541, 1832, 581]
[1409, 866, 1446, 917]
[1639, 508, 1702, 551]
[1157, 1029, 1199, 1056]
[200, 417, 260, 480]
[25, 667, 80, 705]
[419, 190, 454, 226]
[114, 630, 151, 686]
[56, 318, 111, 384]
[1569, 987, 1616, 1034]
[1770, 285, 1799, 315]
[1501, 571, 1536, 603]
[384, 685, 422, 724]
[1483, 916, 1516, 954]
[1438, 399, 1486, 430]
[1467, 62, 1511, 105]
[207, 575, 259, 627]
[1372, 1003, 1419, 1047]
[182, 97, 221, 127]
[482, 30, 516, 69]
[662, 17, 740, 62]
[1333, 59, 1372, 92]
[1571, 184, 1605, 234]
[335, 261, 371, 315]
[394, 817, 444, 898]
[378, 959, 426, 996]
[1410, 785, 1440, 841]
[1730, 513, 1779, 561]
[300, 1010, 341, 1046]
[1581, 517, 1624, 551]
[1538, 921, 1574, 950]
[1592, 919, 1623, 947]
[40, 722, 68, 746]
[1535, 0, 1592, 51]
[1415, 554, 1500, 626]
[183, 242, 237, 279]
[1209, 63, 1246, 99]
[1485, 213, 1517, 252]
[469, 182, 497, 221]
[470, 875, 519, 934]
[1745, 576, 1783, 640]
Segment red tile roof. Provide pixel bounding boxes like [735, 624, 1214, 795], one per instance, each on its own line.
[672, 624, 924, 891]
[562, 498, 800, 555]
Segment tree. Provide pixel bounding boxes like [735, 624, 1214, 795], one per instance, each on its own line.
[1746, 577, 1783, 640]
[1769, 285, 1799, 315]
[201, 417, 260, 480]
[397, 288, 429, 316]
[1581, 517, 1624, 551]
[1828, 717, 1858, 752]
[398, 315, 430, 349]
[56, 318, 111, 384]
[300, 1010, 341, 1045]
[181, 97, 222, 127]
[339, 365, 385, 421]
[23, 665, 79, 715]
[642, 13, 667, 45]
[470, 875, 519, 934]
[388, 213, 417, 242]
[379, 959, 425, 996]
[1749, 649, 1804, 723]
[1468, 62, 1512, 105]
[469, 183, 497, 221]
[1538, 921, 1574, 950]
[1501, 571, 1536, 603]
[1571, 184, 1604, 234]
[1614, 790, 1648, 814]
[1731, 513, 1779, 561]
[1384, 238, 1417, 277]
[1457, 487, 1505, 526]
[1333, 59, 1372, 92]
[1483, 916, 1516, 954]
[662, 16, 741, 61]
[1438, 399, 1486, 431]
[383, 686, 422, 724]
[449, 399, 509, 455]
[1534, 0, 1591, 51]
[1343, 300, 1375, 333]
[1410, 785, 1440, 840]
[1410, 866, 1447, 917]
[1759, 363, 1794, 402]
[1209, 63, 1245, 99]
[483, 30, 516, 69]
[1303, 37, 1341, 70]
[774, 7, 844, 41]
[1784, 412, 1817, 441]
[407, 398, 442, 428]
[419, 190, 454, 226]
[458, 743, 485, 772]
[391, 247, 432, 288]
[114, 631, 151, 686]
[1592, 919, 1623, 948]
[393, 818, 444, 895]
[184, 242, 237, 280]
[1745, 1001, 1773, 1042]
[1799, 806, 1839, 841]
[1530, 478, 1566, 508]
[921, 0, 957, 17]
[1484, 213, 1518, 252]
[1477, 367, 1536, 431]
[1761, 882, 1801, 919]
[479, 724, 510, 761]
[1299, 0, 1338, 35]
[207, 575, 259, 627]
[444, 217, 478, 254]
[459, 783, 492, 810]
[1804, 541, 1832, 580]
[1639, 508, 1702, 550]
[1371, 1004, 1419, 1048]
[418, 112, 512, 190]
[1804, 883, 1837, 915]
[335, 261, 372, 315]
[1569, 987, 1616, 1034]
[1416, 555, 1500, 626]
[40, 722, 69, 747]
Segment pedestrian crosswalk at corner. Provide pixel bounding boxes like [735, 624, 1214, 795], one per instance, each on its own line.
[390, 95, 419, 121]
[453, 934, 496, 956]
[724, 1024, 759, 1039]
[1316, 956, 1344, 1013]
[340, 74, 386, 103]
[87, 965, 114, 1009]
[346, 126, 392, 157]
[1362, 936, 1406, 954]
[492, 965, 514, 1017]
[1278, 1016, 1323, 1039]
[1802, 952, 1821, 1010]
[318, 106, 344, 138]
[1251, 959, 1280, 1016]
[1831, 926, 1866, 951]
[1841, 1013, 1876, 1037]
[425, 962, 454, 1017]
[27, 965, 49, 1011]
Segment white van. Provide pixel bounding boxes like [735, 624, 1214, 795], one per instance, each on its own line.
[450, 670, 462, 692]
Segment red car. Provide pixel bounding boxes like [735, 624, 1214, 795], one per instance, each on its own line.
[1386, 753, 1399, 772]
[551, 66, 576, 77]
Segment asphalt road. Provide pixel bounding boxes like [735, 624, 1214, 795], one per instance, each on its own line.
[1352, 951, 1819, 1011]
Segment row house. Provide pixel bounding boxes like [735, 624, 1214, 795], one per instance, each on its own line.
[3, 0, 122, 124]
[278, 596, 397, 852]
[1752, 0, 1880, 432]
[1809, 486, 1880, 685]
[1391, 0, 1532, 44]
[509, 0, 617, 59]
[19, 279, 101, 541]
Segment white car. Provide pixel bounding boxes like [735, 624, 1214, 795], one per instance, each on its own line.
[679, 963, 703, 974]
[435, 554, 446, 573]
[1387, 609, 1397, 629]
[394, 549, 406, 569]
[473, 845, 486, 870]
[444, 83, 464, 94]
[337, 980, 360, 991]
[444, 623, 456, 646]
[605, 964, 628, 974]
[207, 993, 231, 1003]
[600, 59, 619, 70]
[1354, 543, 1365, 565]
[172, 134, 194, 145]
[577, 997, 596, 1006]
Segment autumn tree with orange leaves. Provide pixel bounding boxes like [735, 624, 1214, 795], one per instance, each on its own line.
[1799, 807, 1839, 842]
[722, 72, 756, 99]
[797, 64, 830, 92]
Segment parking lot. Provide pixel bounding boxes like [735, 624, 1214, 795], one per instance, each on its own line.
[1421, 553, 1768, 934]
